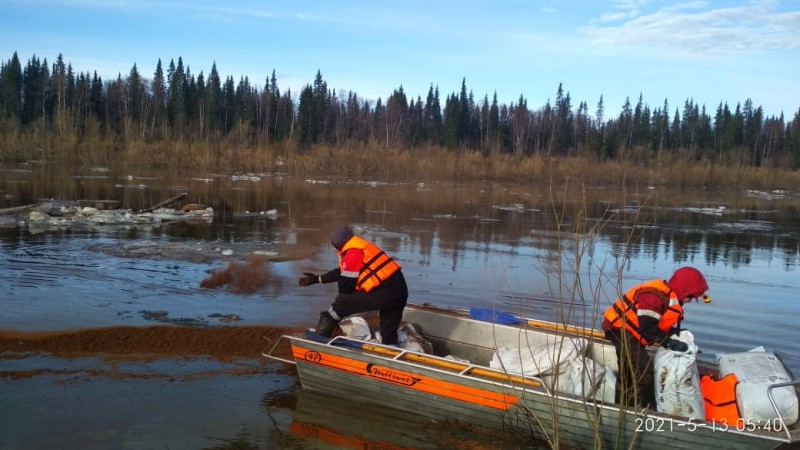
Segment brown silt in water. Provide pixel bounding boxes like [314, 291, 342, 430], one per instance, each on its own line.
[200, 254, 270, 294]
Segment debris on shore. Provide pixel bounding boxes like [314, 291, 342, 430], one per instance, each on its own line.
[0, 197, 212, 233]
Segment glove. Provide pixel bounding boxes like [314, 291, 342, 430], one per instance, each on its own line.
[667, 339, 689, 352]
[298, 272, 319, 287]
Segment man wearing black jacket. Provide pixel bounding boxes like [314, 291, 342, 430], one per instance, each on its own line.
[299, 225, 408, 345]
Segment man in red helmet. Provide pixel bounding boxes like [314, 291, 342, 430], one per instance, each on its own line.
[298, 225, 409, 345]
[601, 267, 710, 408]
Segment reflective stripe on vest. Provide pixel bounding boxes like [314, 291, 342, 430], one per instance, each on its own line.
[602, 279, 683, 346]
[700, 373, 740, 423]
[339, 235, 401, 293]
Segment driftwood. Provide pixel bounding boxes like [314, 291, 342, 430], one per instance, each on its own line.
[139, 193, 188, 213]
[0, 204, 38, 215]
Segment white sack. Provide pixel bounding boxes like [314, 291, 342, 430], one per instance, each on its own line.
[654, 330, 705, 419]
[340, 317, 435, 355]
[543, 356, 616, 402]
[718, 349, 798, 426]
[490, 339, 583, 377]
[598, 367, 618, 403]
[338, 315, 372, 340]
[397, 322, 434, 354]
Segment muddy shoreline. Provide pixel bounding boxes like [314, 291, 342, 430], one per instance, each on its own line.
[0, 325, 303, 371]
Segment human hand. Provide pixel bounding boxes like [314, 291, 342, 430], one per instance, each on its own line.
[298, 272, 319, 286]
[667, 339, 689, 352]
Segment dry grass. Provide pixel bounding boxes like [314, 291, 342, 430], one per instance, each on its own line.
[2, 132, 799, 189]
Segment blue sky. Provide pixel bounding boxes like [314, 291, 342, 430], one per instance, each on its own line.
[1, 0, 798, 118]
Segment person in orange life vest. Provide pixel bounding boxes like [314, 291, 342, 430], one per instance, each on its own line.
[298, 225, 409, 345]
[601, 266, 709, 408]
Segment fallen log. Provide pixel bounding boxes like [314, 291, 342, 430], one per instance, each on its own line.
[138, 193, 188, 213]
[0, 204, 38, 215]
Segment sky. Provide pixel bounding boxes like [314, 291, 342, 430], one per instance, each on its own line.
[1, 0, 798, 119]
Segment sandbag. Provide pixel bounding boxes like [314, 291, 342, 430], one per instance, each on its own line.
[397, 322, 434, 354]
[339, 315, 372, 341]
[654, 331, 705, 419]
[543, 355, 616, 402]
[339, 316, 435, 355]
[490, 338, 584, 377]
[337, 315, 372, 340]
[718, 349, 798, 426]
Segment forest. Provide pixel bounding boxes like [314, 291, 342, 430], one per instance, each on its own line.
[1, 51, 799, 172]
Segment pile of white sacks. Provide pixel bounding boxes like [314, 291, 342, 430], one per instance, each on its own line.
[337, 315, 616, 402]
[336, 315, 798, 421]
[650, 331, 797, 425]
[489, 336, 616, 403]
[337, 315, 433, 354]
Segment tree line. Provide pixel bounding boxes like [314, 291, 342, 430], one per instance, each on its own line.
[1, 51, 799, 169]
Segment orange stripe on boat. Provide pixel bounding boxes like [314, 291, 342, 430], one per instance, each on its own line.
[293, 346, 520, 410]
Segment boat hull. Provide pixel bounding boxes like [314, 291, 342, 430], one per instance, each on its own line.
[268, 303, 798, 449]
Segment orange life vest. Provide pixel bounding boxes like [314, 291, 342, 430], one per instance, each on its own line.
[602, 279, 683, 346]
[700, 373, 740, 424]
[339, 236, 401, 293]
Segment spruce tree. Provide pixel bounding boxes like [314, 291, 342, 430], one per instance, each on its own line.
[0, 52, 23, 119]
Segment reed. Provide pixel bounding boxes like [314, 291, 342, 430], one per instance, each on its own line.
[495, 181, 653, 448]
[3, 131, 800, 190]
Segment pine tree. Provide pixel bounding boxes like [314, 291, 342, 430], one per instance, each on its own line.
[125, 62, 145, 138]
[21, 55, 48, 127]
[90, 71, 105, 126]
[458, 78, 470, 148]
[0, 52, 23, 119]
[488, 92, 500, 151]
[52, 53, 68, 133]
[151, 59, 167, 139]
[423, 84, 443, 145]
[442, 93, 460, 149]
[385, 85, 408, 148]
[297, 84, 314, 148]
[167, 57, 186, 138]
[206, 62, 221, 138]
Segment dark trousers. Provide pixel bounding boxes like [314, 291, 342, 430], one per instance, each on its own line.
[605, 328, 656, 409]
[332, 271, 408, 345]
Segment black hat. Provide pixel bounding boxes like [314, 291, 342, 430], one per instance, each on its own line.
[331, 225, 354, 250]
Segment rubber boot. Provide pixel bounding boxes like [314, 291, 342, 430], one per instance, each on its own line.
[315, 311, 338, 337]
[638, 383, 656, 410]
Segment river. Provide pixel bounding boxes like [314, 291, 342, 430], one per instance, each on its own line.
[1, 163, 799, 449]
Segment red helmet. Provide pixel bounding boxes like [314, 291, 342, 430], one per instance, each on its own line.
[668, 267, 709, 302]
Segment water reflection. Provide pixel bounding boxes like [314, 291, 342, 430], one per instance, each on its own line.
[3, 163, 799, 273]
[271, 388, 536, 449]
[2, 163, 800, 371]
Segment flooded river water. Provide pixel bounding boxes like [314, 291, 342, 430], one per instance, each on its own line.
[1, 163, 799, 449]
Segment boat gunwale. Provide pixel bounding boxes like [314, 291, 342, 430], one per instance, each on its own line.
[276, 332, 550, 391]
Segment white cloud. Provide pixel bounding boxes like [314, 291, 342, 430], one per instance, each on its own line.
[597, 11, 639, 23]
[584, 0, 800, 57]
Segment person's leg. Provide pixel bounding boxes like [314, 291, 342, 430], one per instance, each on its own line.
[626, 333, 655, 408]
[605, 329, 654, 408]
[331, 290, 376, 318]
[606, 329, 634, 405]
[331, 288, 408, 344]
[377, 296, 408, 345]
